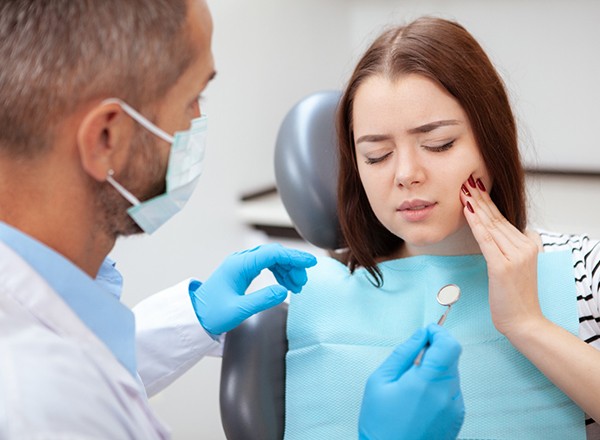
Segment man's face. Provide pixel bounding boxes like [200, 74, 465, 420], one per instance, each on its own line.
[98, 0, 216, 237]
[152, 0, 216, 140]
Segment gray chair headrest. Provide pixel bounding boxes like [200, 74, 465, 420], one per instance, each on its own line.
[274, 90, 343, 250]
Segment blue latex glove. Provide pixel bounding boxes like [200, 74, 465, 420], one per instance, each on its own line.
[190, 243, 317, 335]
[359, 324, 464, 440]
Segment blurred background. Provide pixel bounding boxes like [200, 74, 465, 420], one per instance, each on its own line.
[110, 0, 600, 438]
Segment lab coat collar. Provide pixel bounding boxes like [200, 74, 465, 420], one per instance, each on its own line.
[0, 223, 136, 378]
[0, 240, 171, 438]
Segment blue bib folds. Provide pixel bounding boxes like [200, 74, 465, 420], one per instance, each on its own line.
[285, 251, 585, 439]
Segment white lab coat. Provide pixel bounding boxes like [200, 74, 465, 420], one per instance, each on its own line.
[0, 241, 223, 439]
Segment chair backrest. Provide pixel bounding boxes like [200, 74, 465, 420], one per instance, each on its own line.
[220, 91, 342, 440]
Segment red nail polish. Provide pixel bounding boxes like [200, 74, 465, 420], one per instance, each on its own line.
[461, 184, 471, 196]
[476, 178, 486, 192]
[468, 175, 476, 188]
[467, 201, 474, 213]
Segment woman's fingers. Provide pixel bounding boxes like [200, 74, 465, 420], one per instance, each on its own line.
[462, 200, 505, 261]
[460, 176, 529, 260]
[459, 175, 541, 335]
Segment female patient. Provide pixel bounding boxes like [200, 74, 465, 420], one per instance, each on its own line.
[285, 17, 600, 440]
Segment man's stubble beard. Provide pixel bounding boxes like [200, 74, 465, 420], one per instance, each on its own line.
[95, 125, 168, 239]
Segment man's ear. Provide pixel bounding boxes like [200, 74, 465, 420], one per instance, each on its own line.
[76, 101, 135, 182]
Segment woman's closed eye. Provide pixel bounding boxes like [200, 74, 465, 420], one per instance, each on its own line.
[365, 151, 392, 165]
[423, 140, 455, 152]
[363, 139, 455, 164]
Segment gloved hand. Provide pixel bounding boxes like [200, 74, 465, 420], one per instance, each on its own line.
[190, 243, 317, 335]
[359, 324, 464, 440]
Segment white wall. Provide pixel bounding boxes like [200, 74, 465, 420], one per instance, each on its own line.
[347, 0, 600, 172]
[109, 1, 600, 438]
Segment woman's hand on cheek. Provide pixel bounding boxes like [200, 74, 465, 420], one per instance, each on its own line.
[459, 175, 544, 338]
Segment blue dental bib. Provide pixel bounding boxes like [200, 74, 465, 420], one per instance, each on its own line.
[285, 251, 584, 439]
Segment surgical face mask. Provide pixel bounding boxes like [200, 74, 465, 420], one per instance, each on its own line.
[104, 98, 207, 234]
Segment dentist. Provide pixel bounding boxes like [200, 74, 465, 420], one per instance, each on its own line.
[0, 0, 463, 439]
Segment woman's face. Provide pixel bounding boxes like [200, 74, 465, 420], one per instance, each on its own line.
[352, 73, 491, 257]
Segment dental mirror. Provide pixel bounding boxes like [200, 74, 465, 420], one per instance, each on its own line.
[435, 284, 461, 326]
[414, 284, 461, 365]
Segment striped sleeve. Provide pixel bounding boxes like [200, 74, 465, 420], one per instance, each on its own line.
[539, 231, 600, 436]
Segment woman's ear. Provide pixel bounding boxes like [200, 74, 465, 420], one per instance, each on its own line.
[76, 101, 135, 182]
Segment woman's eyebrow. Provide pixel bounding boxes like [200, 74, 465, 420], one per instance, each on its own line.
[407, 119, 460, 134]
[355, 119, 461, 144]
[355, 134, 392, 145]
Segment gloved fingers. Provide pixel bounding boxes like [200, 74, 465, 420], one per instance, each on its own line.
[237, 284, 289, 317]
[230, 245, 261, 256]
[234, 244, 316, 282]
[419, 324, 462, 380]
[371, 327, 429, 382]
[272, 265, 309, 293]
[258, 243, 316, 268]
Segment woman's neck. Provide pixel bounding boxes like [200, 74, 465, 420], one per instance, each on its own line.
[387, 227, 542, 260]
[392, 225, 482, 260]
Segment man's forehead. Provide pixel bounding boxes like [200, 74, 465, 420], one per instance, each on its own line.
[174, 0, 212, 88]
[187, 1, 213, 64]
[188, 0, 213, 39]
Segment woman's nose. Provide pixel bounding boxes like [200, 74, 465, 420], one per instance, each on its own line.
[394, 149, 425, 188]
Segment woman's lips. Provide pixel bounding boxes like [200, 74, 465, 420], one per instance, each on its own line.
[397, 200, 437, 222]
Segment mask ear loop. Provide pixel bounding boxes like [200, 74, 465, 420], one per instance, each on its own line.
[101, 98, 175, 207]
[105, 169, 141, 207]
[101, 98, 175, 144]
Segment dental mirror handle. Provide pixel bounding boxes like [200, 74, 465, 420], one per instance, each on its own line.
[414, 305, 452, 365]
[414, 343, 428, 366]
[437, 304, 452, 326]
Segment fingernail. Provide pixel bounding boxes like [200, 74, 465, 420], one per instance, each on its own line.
[467, 201, 475, 213]
[461, 184, 471, 197]
[468, 175, 476, 188]
[476, 178, 486, 192]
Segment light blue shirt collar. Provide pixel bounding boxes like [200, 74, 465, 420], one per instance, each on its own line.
[0, 222, 136, 377]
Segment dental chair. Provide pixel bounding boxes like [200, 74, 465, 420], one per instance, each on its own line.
[219, 90, 343, 440]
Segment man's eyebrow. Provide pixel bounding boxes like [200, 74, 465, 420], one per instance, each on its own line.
[407, 119, 460, 134]
[197, 70, 217, 93]
[206, 70, 217, 83]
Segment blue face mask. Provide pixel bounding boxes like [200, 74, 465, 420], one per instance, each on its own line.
[104, 98, 207, 234]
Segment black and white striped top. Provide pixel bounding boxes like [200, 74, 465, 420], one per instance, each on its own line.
[539, 231, 600, 439]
